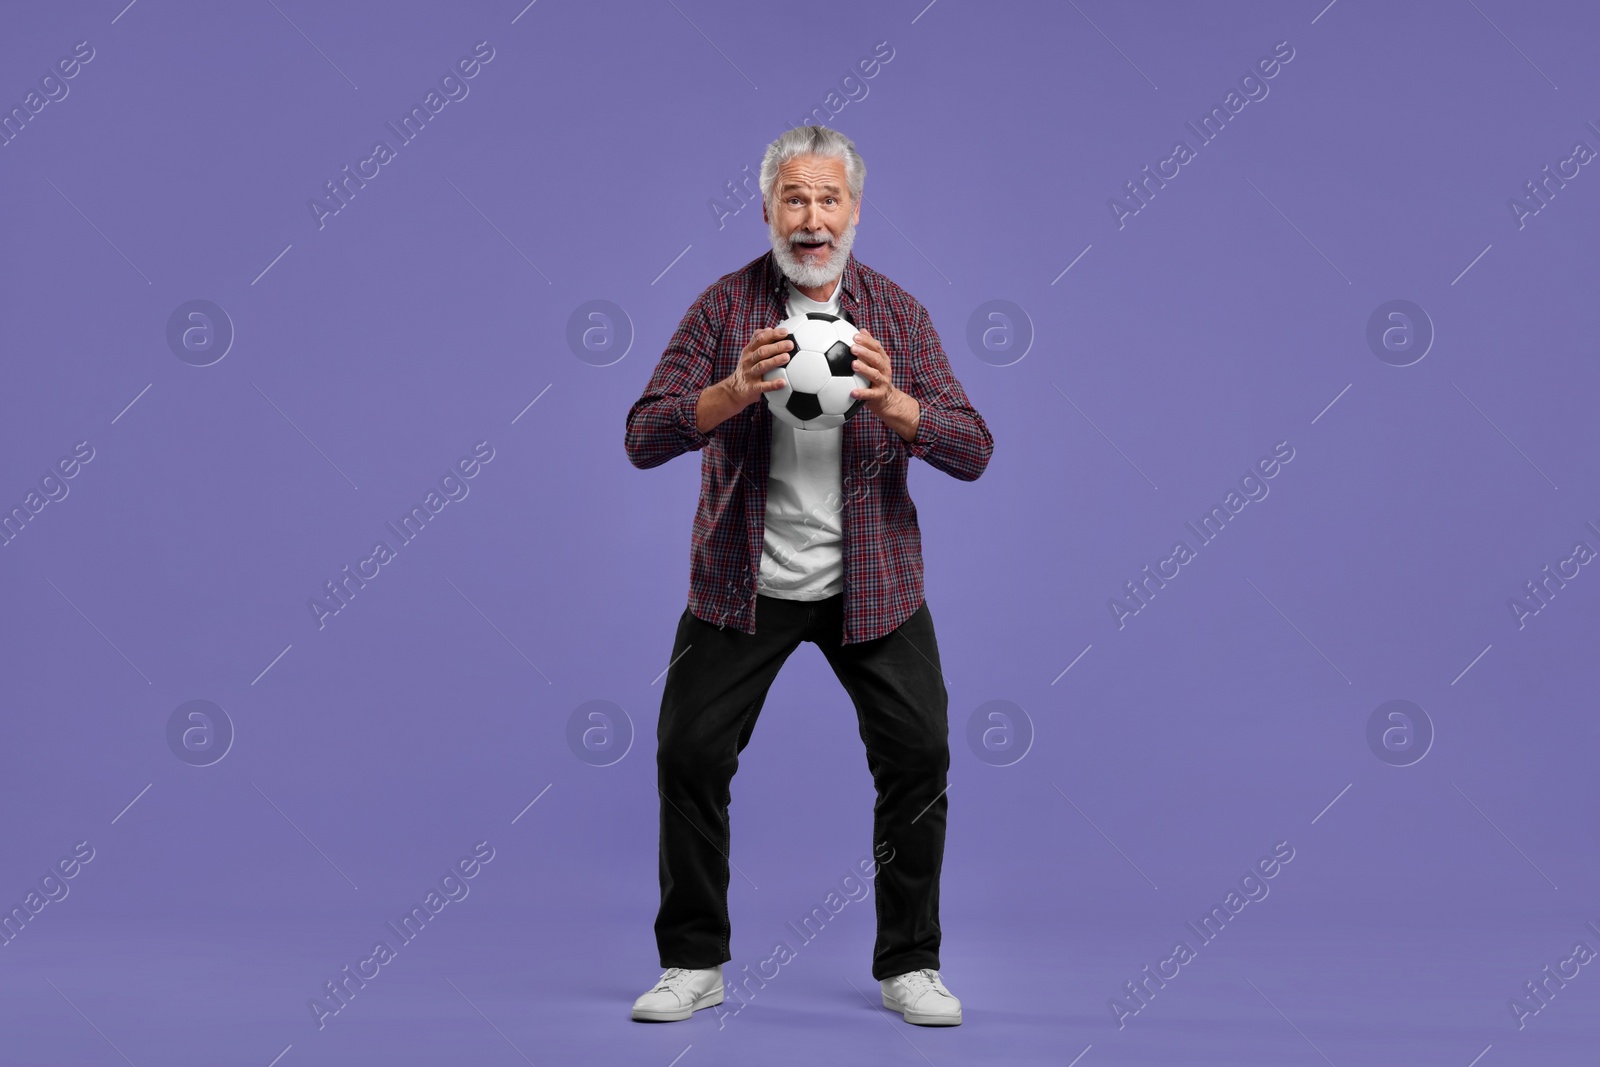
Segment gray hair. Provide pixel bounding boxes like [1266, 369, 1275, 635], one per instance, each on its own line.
[759, 125, 866, 213]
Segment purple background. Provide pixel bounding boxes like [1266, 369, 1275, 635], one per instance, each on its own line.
[3, 1, 1598, 1064]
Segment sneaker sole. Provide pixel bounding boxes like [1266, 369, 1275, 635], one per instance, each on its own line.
[632, 987, 724, 1022]
[882, 993, 962, 1026]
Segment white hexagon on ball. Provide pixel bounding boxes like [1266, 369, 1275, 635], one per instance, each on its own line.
[787, 318, 837, 357]
[784, 348, 832, 394]
[816, 376, 857, 416]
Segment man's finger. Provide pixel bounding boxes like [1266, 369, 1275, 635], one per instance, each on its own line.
[755, 348, 793, 374]
[752, 334, 796, 358]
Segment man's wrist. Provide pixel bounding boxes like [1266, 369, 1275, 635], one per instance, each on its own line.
[696, 378, 740, 434]
[881, 389, 920, 443]
[694, 381, 716, 434]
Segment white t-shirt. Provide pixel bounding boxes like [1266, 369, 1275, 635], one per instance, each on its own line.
[757, 279, 846, 600]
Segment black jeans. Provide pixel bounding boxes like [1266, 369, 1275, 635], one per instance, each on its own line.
[654, 592, 950, 982]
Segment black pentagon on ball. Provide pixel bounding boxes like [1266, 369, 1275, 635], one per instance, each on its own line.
[804, 312, 840, 322]
[785, 390, 823, 421]
[823, 340, 855, 376]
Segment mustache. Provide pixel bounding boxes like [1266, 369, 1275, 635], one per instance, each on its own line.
[790, 231, 834, 244]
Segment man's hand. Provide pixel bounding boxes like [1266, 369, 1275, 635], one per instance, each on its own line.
[728, 327, 796, 406]
[696, 327, 794, 433]
[850, 329, 920, 442]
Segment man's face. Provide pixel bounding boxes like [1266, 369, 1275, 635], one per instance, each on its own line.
[763, 154, 861, 289]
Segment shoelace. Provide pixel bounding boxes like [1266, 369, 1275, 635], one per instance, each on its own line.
[651, 967, 696, 993]
[896, 968, 947, 999]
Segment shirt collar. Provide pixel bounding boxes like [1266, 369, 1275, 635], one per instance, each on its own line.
[765, 247, 859, 306]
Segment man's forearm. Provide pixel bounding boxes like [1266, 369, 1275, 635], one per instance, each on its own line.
[878, 390, 921, 443]
[696, 379, 743, 434]
[902, 399, 993, 481]
[696, 380, 922, 440]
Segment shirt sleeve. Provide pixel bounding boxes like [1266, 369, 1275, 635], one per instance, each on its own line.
[624, 295, 719, 470]
[900, 302, 994, 481]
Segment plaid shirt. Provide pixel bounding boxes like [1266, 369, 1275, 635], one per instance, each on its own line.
[625, 249, 993, 644]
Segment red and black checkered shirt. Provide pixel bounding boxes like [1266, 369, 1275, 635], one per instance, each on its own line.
[625, 249, 994, 644]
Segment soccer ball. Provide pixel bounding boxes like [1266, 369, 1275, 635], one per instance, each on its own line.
[761, 311, 868, 430]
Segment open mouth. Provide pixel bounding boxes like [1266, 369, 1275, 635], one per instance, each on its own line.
[794, 237, 831, 256]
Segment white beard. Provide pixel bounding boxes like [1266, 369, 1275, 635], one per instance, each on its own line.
[769, 214, 857, 289]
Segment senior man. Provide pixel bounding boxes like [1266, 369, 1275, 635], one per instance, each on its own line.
[623, 125, 993, 1027]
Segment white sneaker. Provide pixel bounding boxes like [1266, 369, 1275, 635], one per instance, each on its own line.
[631, 965, 724, 1022]
[881, 968, 962, 1026]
